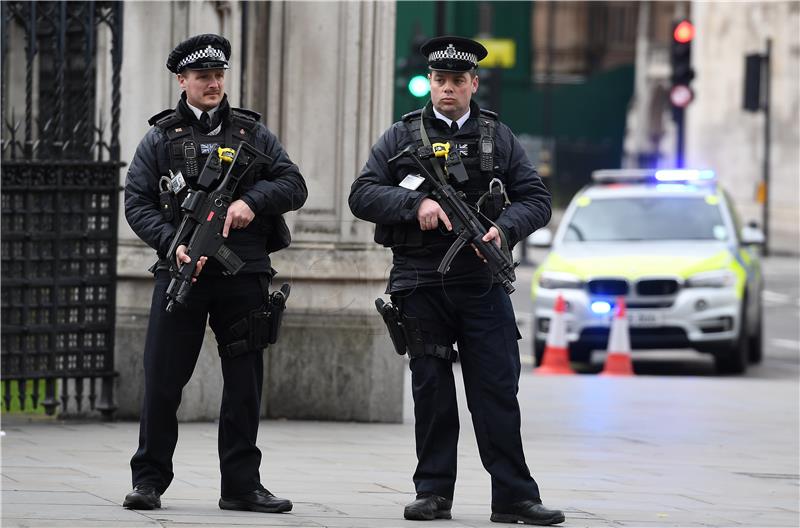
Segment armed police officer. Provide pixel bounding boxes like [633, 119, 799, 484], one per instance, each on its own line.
[123, 34, 307, 514]
[349, 37, 564, 525]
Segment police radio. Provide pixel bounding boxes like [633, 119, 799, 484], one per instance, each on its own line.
[480, 135, 494, 172]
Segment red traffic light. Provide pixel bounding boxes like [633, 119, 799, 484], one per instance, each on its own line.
[673, 20, 695, 44]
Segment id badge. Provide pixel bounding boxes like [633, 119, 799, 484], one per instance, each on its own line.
[399, 173, 425, 190]
[169, 170, 186, 194]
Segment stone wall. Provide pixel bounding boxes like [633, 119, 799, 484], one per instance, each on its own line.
[259, 1, 402, 422]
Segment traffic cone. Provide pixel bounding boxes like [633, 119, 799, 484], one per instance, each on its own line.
[601, 296, 634, 376]
[535, 293, 576, 375]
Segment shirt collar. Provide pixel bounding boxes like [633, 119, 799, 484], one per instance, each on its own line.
[185, 100, 219, 121]
[432, 106, 471, 130]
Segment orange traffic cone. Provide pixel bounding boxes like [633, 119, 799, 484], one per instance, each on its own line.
[601, 296, 634, 376]
[535, 293, 576, 375]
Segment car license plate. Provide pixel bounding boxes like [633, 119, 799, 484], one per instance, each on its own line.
[627, 311, 662, 327]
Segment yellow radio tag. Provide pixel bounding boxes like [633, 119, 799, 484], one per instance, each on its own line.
[218, 147, 235, 163]
[432, 142, 450, 158]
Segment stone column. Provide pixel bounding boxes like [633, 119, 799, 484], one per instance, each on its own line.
[254, 1, 403, 422]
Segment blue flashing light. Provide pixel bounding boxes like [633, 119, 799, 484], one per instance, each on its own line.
[591, 301, 612, 314]
[654, 169, 716, 182]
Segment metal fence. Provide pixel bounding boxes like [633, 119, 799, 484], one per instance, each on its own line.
[1, 1, 123, 418]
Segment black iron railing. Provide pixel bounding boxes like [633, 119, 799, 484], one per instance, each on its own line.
[1, 1, 123, 419]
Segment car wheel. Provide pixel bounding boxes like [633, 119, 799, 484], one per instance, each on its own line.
[569, 343, 592, 365]
[714, 308, 749, 374]
[534, 340, 546, 366]
[748, 300, 763, 364]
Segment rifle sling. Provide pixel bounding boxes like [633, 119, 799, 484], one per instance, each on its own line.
[418, 118, 449, 186]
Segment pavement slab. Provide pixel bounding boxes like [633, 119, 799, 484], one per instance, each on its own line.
[2, 364, 799, 527]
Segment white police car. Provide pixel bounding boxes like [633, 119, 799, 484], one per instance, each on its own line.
[529, 169, 765, 374]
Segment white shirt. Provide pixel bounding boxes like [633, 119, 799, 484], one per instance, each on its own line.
[433, 107, 471, 131]
[186, 100, 221, 135]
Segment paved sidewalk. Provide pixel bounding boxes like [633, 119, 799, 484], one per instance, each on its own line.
[2, 368, 799, 527]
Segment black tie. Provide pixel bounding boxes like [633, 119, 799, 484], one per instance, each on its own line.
[450, 121, 459, 134]
[200, 111, 210, 129]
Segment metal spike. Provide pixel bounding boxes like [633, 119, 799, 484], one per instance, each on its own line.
[74, 377, 84, 412]
[3, 381, 11, 411]
[18, 379, 27, 411]
[60, 377, 69, 413]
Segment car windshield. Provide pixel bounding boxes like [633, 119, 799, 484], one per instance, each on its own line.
[563, 196, 728, 242]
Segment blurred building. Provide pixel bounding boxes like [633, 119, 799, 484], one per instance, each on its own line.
[396, 1, 644, 206]
[687, 2, 799, 255]
[624, 1, 799, 254]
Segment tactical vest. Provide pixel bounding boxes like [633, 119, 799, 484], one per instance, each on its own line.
[403, 107, 499, 204]
[376, 107, 506, 250]
[149, 106, 260, 201]
[148, 106, 291, 254]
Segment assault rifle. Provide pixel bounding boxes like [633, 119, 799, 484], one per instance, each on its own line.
[387, 143, 517, 294]
[165, 142, 272, 313]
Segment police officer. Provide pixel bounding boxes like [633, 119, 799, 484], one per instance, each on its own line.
[122, 34, 307, 513]
[349, 37, 564, 525]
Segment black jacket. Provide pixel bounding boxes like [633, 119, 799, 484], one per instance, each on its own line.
[349, 101, 551, 291]
[124, 95, 307, 273]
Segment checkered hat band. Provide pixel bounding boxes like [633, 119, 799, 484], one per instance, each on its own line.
[177, 45, 227, 70]
[428, 49, 477, 65]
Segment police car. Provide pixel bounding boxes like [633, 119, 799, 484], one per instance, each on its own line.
[529, 169, 765, 374]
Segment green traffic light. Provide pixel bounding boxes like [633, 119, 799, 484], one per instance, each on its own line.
[408, 75, 430, 98]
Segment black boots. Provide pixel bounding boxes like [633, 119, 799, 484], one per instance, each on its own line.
[404, 495, 453, 520]
[218, 486, 293, 513]
[490, 499, 565, 525]
[122, 484, 161, 510]
[124, 483, 292, 514]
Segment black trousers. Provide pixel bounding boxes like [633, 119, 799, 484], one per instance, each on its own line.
[396, 284, 540, 506]
[130, 270, 267, 497]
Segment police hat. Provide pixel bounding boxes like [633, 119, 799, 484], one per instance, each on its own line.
[166, 34, 231, 73]
[420, 36, 488, 72]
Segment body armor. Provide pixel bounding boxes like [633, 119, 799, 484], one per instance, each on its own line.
[375, 107, 507, 250]
[148, 106, 290, 254]
[403, 107, 499, 205]
[149, 107, 260, 221]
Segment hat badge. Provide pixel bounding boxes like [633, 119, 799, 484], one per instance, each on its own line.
[444, 44, 456, 58]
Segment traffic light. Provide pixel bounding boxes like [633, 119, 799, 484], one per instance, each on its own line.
[408, 74, 430, 98]
[397, 33, 430, 99]
[743, 53, 763, 112]
[669, 19, 695, 108]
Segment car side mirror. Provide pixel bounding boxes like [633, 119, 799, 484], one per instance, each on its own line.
[740, 221, 765, 246]
[527, 228, 553, 248]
